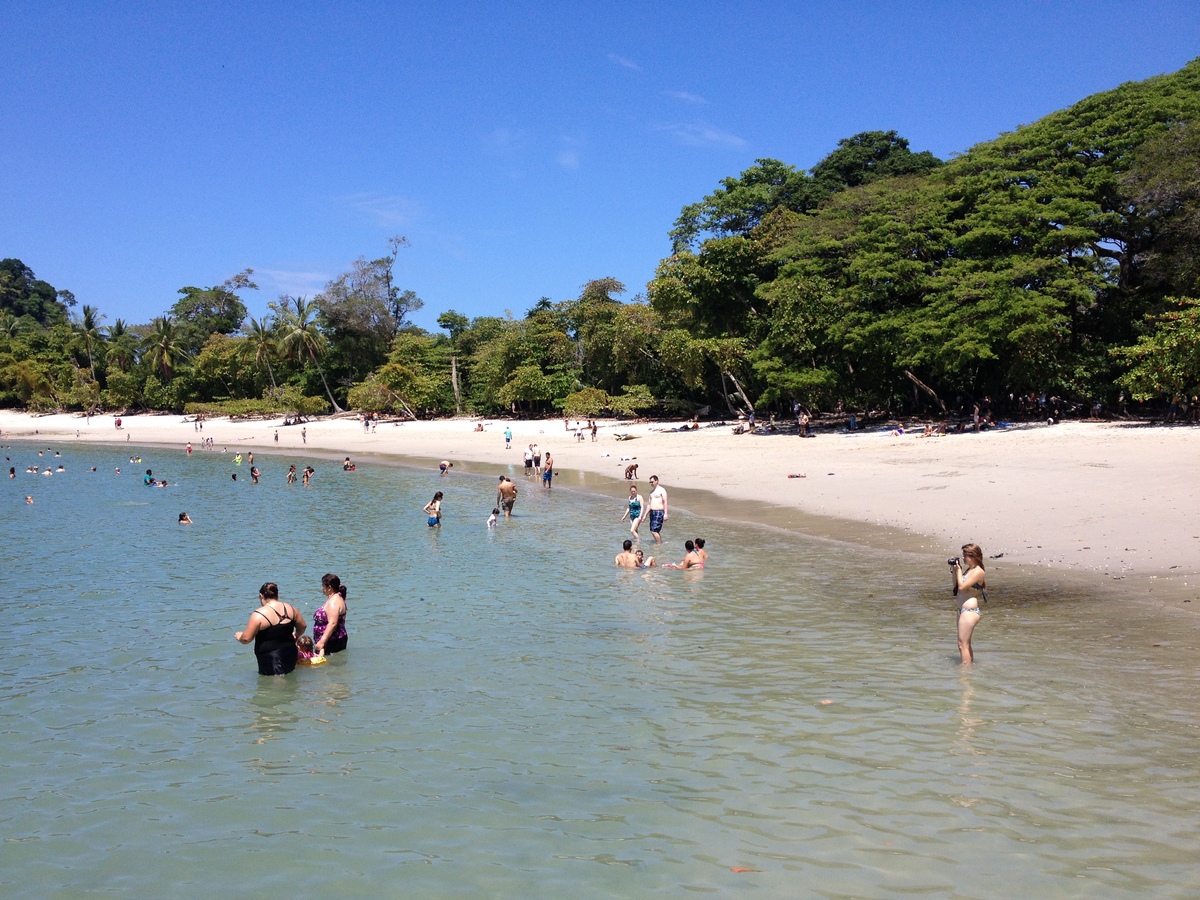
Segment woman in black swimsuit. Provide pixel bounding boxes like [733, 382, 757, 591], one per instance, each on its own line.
[234, 582, 307, 676]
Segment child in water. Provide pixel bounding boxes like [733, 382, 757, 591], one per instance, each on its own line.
[487, 508, 499, 528]
[296, 635, 327, 666]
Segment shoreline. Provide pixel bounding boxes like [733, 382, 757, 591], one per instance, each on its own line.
[5, 411, 1199, 611]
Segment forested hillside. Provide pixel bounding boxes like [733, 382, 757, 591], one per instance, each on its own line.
[3, 59, 1199, 419]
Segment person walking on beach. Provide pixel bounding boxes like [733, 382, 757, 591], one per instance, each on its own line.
[640, 475, 668, 544]
[950, 543, 987, 664]
[301, 426, 307, 444]
[497, 475, 518, 518]
[504, 426, 512, 449]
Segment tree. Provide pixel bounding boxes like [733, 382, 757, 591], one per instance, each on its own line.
[670, 158, 813, 252]
[1113, 296, 1200, 400]
[170, 268, 256, 354]
[317, 237, 423, 380]
[73, 304, 107, 379]
[1123, 120, 1200, 297]
[276, 295, 342, 412]
[243, 316, 279, 389]
[0, 259, 71, 326]
[809, 130, 942, 197]
[141, 317, 189, 381]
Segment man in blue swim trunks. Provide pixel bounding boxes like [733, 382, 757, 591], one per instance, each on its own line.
[541, 450, 553, 488]
[641, 475, 668, 544]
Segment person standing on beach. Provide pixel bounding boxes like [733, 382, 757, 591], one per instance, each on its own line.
[533, 444, 542, 477]
[524, 445, 534, 477]
[541, 450, 553, 488]
[640, 475, 669, 544]
[497, 475, 518, 518]
[301, 427, 307, 444]
[950, 543, 987, 664]
[504, 426, 512, 449]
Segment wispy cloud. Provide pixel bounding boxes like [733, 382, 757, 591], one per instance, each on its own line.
[256, 268, 331, 298]
[656, 121, 747, 149]
[335, 192, 422, 227]
[557, 135, 583, 170]
[608, 53, 641, 71]
[665, 90, 707, 105]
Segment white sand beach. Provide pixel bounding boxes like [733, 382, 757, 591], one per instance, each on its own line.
[4, 411, 1198, 607]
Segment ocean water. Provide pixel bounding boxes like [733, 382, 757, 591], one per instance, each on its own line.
[2, 440, 1199, 898]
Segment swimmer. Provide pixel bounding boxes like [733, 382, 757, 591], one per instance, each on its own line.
[693, 537, 708, 562]
[487, 508, 499, 528]
[286, 464, 297, 484]
[439, 460, 453, 476]
[634, 548, 657, 567]
[615, 539, 639, 568]
[342, 457, 355, 471]
[302, 466, 314, 485]
[143, 469, 154, 485]
[25, 495, 33, 504]
[296, 635, 321, 665]
[178, 512, 193, 524]
[250, 465, 260, 484]
[950, 543, 987, 664]
[663, 540, 703, 569]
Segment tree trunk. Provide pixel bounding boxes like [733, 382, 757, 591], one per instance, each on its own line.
[310, 349, 344, 413]
[726, 369, 755, 414]
[451, 355, 462, 414]
[904, 369, 947, 413]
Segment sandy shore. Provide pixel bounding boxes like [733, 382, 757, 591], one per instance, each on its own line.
[5, 411, 1198, 606]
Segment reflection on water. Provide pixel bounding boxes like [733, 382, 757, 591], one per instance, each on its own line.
[1, 439, 1199, 896]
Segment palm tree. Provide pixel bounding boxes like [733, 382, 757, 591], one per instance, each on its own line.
[141, 316, 189, 381]
[0, 311, 20, 339]
[243, 316, 279, 390]
[74, 304, 107, 379]
[106, 319, 136, 372]
[277, 296, 343, 412]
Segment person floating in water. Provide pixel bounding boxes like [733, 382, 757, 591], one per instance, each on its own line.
[178, 512, 193, 524]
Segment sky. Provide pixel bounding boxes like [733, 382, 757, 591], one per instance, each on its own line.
[2, 1, 1199, 333]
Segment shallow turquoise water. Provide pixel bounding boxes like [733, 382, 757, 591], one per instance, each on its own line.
[2, 441, 1200, 897]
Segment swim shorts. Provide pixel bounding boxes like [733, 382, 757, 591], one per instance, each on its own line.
[502, 498, 515, 512]
[542, 470, 552, 485]
[428, 516, 439, 527]
[648, 510, 664, 533]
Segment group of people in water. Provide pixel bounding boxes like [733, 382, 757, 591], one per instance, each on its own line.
[234, 573, 349, 676]
[615, 536, 708, 569]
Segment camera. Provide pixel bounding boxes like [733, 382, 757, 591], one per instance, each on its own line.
[947, 556, 961, 566]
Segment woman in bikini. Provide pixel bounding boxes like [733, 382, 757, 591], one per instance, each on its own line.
[234, 582, 307, 676]
[950, 543, 986, 664]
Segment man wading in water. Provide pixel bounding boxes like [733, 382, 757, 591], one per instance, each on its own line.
[497, 475, 518, 518]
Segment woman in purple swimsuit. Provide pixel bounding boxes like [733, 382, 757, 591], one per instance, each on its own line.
[312, 572, 348, 656]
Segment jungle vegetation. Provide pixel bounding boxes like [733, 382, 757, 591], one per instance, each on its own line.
[3, 59, 1200, 420]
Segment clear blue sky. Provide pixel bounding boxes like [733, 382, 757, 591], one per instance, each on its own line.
[3, 2, 1198, 332]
